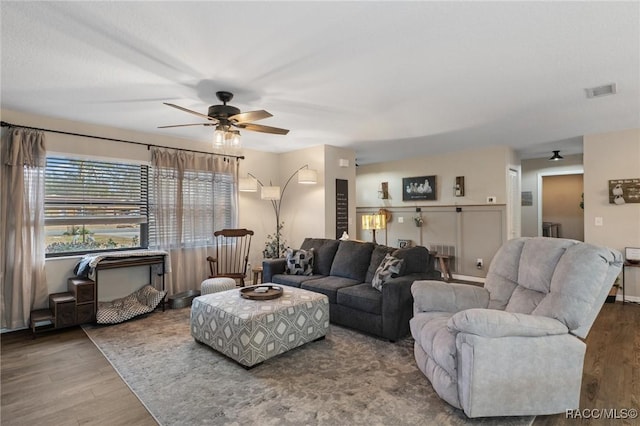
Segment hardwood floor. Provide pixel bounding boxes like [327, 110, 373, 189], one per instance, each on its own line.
[1, 326, 156, 425]
[1, 302, 638, 425]
[533, 301, 640, 425]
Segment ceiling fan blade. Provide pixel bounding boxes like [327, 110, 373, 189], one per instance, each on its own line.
[157, 123, 214, 129]
[163, 102, 214, 121]
[229, 110, 272, 124]
[237, 123, 289, 135]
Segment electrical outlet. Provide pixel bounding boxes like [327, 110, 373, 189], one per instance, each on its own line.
[476, 258, 483, 269]
[398, 217, 404, 223]
[487, 196, 497, 204]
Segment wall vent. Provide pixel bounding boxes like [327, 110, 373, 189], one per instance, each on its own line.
[585, 83, 617, 98]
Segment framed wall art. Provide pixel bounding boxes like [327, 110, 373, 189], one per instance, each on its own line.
[402, 175, 436, 201]
[609, 178, 640, 205]
[398, 239, 411, 249]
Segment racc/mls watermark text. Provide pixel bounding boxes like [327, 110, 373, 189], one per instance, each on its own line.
[566, 408, 638, 420]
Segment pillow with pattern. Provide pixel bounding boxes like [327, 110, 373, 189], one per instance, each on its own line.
[372, 254, 405, 291]
[285, 248, 315, 275]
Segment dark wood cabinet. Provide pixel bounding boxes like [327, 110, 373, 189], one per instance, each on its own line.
[49, 293, 77, 328]
[35, 278, 96, 336]
[68, 277, 96, 323]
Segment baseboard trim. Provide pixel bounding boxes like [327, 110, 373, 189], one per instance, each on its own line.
[616, 294, 640, 303]
[451, 274, 485, 284]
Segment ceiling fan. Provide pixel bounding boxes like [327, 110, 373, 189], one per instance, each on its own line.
[159, 91, 289, 135]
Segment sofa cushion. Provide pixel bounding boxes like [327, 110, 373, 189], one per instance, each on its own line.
[272, 274, 325, 288]
[301, 275, 361, 304]
[300, 238, 340, 275]
[392, 246, 430, 274]
[337, 283, 382, 315]
[372, 254, 404, 291]
[365, 245, 396, 283]
[285, 248, 314, 275]
[330, 240, 375, 282]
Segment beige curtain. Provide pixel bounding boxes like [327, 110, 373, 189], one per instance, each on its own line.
[1, 128, 49, 329]
[150, 148, 238, 295]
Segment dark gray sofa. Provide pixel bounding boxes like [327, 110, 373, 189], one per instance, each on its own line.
[262, 238, 442, 341]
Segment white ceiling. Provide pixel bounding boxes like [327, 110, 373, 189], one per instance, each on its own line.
[1, 1, 638, 164]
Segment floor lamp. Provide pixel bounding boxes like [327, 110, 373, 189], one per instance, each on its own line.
[239, 165, 317, 257]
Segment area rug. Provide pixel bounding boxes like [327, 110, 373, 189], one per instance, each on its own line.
[83, 308, 534, 426]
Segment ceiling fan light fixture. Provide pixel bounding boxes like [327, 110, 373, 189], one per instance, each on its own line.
[549, 150, 564, 161]
[228, 130, 241, 148]
[213, 126, 226, 147]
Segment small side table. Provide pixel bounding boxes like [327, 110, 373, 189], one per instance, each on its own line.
[434, 254, 453, 282]
[252, 267, 263, 285]
[622, 261, 639, 304]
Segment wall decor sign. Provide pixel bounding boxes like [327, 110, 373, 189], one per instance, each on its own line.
[335, 179, 349, 239]
[521, 191, 533, 206]
[608, 178, 640, 205]
[403, 175, 436, 201]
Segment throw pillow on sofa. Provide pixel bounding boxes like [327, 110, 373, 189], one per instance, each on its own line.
[372, 254, 405, 291]
[285, 248, 315, 275]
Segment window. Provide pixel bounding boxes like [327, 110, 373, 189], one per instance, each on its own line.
[148, 168, 235, 248]
[45, 156, 148, 256]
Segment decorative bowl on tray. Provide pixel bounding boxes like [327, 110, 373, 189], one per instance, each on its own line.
[240, 285, 283, 300]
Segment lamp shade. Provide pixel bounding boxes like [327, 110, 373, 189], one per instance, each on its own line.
[298, 168, 318, 184]
[362, 214, 386, 230]
[238, 176, 258, 192]
[261, 185, 281, 200]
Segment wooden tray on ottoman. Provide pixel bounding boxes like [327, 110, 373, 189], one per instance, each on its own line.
[240, 285, 283, 300]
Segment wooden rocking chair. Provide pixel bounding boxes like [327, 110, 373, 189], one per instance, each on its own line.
[206, 229, 254, 287]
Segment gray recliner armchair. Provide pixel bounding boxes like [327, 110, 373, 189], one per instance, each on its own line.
[410, 237, 622, 418]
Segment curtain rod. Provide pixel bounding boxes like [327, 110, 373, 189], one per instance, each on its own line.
[0, 120, 245, 160]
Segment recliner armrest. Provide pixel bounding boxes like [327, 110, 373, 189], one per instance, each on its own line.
[449, 308, 569, 338]
[411, 281, 489, 314]
[262, 258, 286, 283]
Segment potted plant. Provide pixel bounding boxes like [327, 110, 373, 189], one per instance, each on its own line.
[263, 222, 287, 258]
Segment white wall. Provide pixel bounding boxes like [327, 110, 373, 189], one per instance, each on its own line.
[323, 146, 357, 240]
[356, 145, 511, 208]
[239, 144, 356, 278]
[583, 128, 640, 300]
[356, 145, 513, 278]
[237, 149, 280, 275]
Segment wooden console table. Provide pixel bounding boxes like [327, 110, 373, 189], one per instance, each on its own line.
[93, 254, 167, 311]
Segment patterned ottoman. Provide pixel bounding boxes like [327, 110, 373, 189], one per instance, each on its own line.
[190, 285, 329, 367]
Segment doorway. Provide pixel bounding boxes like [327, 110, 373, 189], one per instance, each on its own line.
[541, 174, 584, 241]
